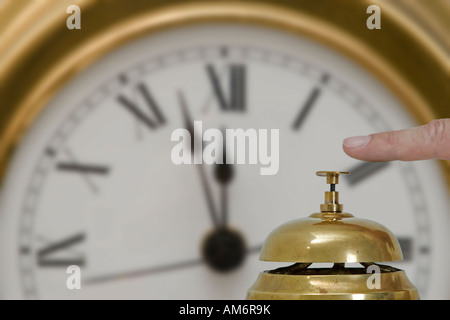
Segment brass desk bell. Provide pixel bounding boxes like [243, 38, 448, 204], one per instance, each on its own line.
[247, 171, 419, 300]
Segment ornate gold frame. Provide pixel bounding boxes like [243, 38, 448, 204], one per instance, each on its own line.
[0, 0, 449, 186]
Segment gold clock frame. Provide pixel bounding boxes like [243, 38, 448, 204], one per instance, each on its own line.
[0, 0, 449, 187]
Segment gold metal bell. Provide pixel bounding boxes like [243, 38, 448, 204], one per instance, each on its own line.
[247, 171, 419, 300]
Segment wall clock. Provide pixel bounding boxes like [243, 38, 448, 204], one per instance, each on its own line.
[0, 0, 449, 299]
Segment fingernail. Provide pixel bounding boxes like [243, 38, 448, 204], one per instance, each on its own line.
[343, 135, 371, 148]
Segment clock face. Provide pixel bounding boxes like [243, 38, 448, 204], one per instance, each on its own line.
[0, 23, 448, 299]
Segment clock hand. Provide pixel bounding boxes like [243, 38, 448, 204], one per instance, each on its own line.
[177, 90, 246, 273]
[214, 128, 234, 226]
[83, 258, 202, 285]
[177, 89, 195, 149]
[202, 155, 245, 273]
[197, 163, 220, 227]
[83, 244, 263, 285]
[177, 90, 220, 227]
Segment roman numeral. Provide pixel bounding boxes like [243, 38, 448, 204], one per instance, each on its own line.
[346, 161, 390, 186]
[397, 237, 414, 261]
[117, 83, 166, 130]
[57, 163, 110, 175]
[206, 64, 246, 112]
[293, 73, 329, 130]
[36, 233, 85, 267]
[56, 149, 109, 194]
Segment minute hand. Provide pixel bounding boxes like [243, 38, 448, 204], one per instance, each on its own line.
[177, 90, 220, 227]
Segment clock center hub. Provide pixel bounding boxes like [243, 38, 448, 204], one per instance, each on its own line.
[201, 228, 246, 273]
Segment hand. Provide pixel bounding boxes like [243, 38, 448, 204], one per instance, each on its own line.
[343, 119, 450, 161]
[214, 128, 234, 226]
[177, 89, 220, 227]
[83, 243, 263, 285]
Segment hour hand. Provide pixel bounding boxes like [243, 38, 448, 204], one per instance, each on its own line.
[214, 128, 234, 226]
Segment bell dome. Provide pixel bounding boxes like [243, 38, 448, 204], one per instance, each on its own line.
[259, 212, 403, 263]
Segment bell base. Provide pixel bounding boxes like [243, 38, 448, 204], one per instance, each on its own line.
[246, 270, 419, 300]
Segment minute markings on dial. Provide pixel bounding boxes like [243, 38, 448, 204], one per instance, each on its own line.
[116, 82, 166, 130]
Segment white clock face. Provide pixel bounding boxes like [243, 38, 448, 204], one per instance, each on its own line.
[0, 23, 448, 299]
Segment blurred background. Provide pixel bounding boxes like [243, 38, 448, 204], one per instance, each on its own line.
[0, 0, 449, 299]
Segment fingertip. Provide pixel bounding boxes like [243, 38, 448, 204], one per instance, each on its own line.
[342, 135, 373, 160]
[343, 135, 371, 149]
